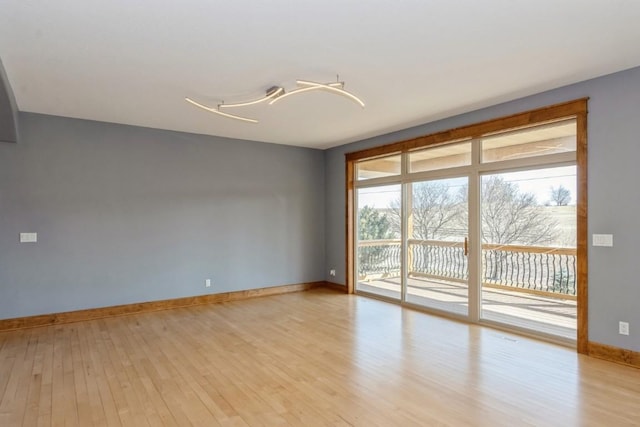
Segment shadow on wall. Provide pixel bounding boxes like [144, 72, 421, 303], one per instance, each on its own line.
[0, 57, 19, 143]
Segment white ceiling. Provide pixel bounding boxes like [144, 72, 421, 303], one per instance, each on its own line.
[2, 1, 640, 149]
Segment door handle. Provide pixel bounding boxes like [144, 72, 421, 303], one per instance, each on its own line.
[464, 237, 468, 256]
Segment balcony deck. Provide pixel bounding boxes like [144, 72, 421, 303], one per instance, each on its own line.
[357, 276, 577, 341]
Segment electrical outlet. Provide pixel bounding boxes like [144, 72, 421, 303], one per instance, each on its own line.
[329, 269, 336, 277]
[205, 279, 212, 288]
[619, 321, 629, 336]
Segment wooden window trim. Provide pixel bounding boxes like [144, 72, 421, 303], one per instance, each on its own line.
[345, 98, 589, 353]
[346, 99, 587, 161]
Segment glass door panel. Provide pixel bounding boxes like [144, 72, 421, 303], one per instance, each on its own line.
[356, 185, 402, 300]
[405, 177, 469, 316]
[480, 166, 577, 340]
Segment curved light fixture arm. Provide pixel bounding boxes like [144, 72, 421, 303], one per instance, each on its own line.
[268, 82, 344, 106]
[298, 80, 365, 107]
[185, 97, 258, 123]
[219, 86, 284, 109]
[276, 80, 365, 107]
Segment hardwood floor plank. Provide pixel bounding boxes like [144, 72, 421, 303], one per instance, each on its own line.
[84, 321, 123, 427]
[0, 331, 18, 424]
[100, 318, 152, 427]
[22, 330, 47, 426]
[35, 328, 54, 427]
[0, 330, 33, 426]
[1, 288, 639, 426]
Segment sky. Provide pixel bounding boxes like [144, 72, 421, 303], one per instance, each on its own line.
[500, 166, 576, 205]
[357, 165, 577, 209]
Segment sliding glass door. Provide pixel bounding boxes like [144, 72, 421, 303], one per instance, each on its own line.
[480, 166, 577, 339]
[405, 177, 469, 316]
[348, 102, 585, 346]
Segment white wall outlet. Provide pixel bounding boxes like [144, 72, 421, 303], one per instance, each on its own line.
[205, 279, 211, 288]
[20, 232, 38, 243]
[619, 321, 629, 336]
[329, 269, 336, 277]
[593, 234, 613, 247]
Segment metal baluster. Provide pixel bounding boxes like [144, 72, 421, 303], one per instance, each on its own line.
[423, 244, 428, 275]
[445, 245, 450, 277]
[492, 249, 498, 283]
[551, 254, 557, 293]
[492, 250, 497, 284]
[516, 251, 521, 288]
[523, 252, 530, 290]
[484, 249, 491, 282]
[463, 245, 467, 279]
[445, 246, 450, 278]
[543, 253, 548, 292]
[564, 255, 572, 295]
[534, 253, 540, 290]
[518, 252, 525, 289]
[505, 251, 512, 287]
[571, 254, 577, 295]
[394, 244, 400, 275]
[560, 254, 567, 293]
[514, 251, 520, 289]
[526, 252, 533, 290]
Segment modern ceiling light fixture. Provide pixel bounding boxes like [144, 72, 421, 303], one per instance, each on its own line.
[186, 76, 364, 124]
[269, 80, 365, 107]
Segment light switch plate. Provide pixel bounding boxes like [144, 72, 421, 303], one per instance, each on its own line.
[592, 234, 613, 247]
[20, 232, 38, 243]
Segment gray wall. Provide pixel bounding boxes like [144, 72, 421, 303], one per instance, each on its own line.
[0, 113, 325, 318]
[325, 65, 640, 352]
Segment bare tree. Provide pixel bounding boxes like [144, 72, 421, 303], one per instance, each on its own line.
[479, 176, 558, 245]
[389, 176, 558, 246]
[390, 181, 464, 240]
[549, 185, 571, 206]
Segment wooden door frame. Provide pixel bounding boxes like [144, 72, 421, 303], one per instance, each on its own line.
[345, 99, 589, 353]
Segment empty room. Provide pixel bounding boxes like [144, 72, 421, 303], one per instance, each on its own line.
[1, 1, 640, 426]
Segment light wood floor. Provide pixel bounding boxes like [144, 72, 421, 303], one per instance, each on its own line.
[1, 288, 639, 426]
